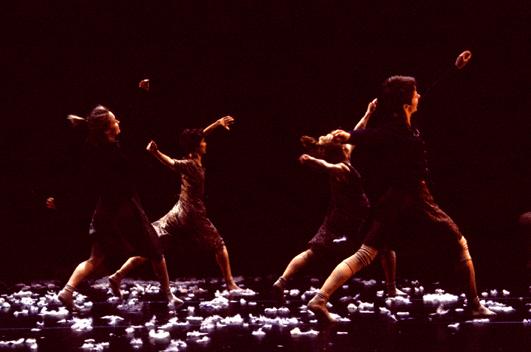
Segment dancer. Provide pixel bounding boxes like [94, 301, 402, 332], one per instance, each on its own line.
[272, 101, 403, 303]
[57, 105, 182, 310]
[108, 116, 240, 291]
[308, 76, 494, 323]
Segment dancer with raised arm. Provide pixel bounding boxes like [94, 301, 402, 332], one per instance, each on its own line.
[272, 101, 403, 303]
[308, 76, 494, 323]
[57, 105, 182, 310]
[109, 116, 241, 292]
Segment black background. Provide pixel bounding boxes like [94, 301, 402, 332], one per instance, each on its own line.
[3, 1, 530, 291]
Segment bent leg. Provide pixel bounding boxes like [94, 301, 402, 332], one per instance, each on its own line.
[455, 236, 494, 316]
[308, 245, 378, 322]
[273, 249, 315, 303]
[59, 243, 105, 310]
[278, 249, 315, 284]
[109, 256, 147, 298]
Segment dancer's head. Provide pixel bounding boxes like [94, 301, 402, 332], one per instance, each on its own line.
[180, 128, 206, 155]
[369, 75, 420, 127]
[301, 133, 349, 164]
[68, 105, 120, 146]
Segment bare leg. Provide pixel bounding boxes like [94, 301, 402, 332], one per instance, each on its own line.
[58, 243, 104, 310]
[379, 249, 406, 296]
[455, 236, 494, 316]
[273, 249, 315, 302]
[215, 245, 240, 290]
[108, 256, 147, 298]
[281, 249, 315, 281]
[150, 256, 183, 306]
[308, 245, 378, 323]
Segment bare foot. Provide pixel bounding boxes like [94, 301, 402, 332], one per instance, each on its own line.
[387, 288, 408, 297]
[227, 282, 241, 291]
[470, 304, 496, 318]
[58, 289, 75, 311]
[308, 294, 335, 324]
[165, 292, 184, 308]
[108, 275, 123, 299]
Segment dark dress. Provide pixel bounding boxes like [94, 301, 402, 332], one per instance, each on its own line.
[151, 159, 225, 252]
[308, 162, 370, 255]
[87, 142, 163, 262]
[348, 122, 465, 261]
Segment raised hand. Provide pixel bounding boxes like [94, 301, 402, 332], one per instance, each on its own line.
[45, 197, 56, 210]
[218, 116, 235, 130]
[455, 50, 472, 70]
[138, 78, 150, 92]
[366, 98, 378, 115]
[146, 140, 158, 153]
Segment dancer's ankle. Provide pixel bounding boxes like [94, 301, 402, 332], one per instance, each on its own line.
[108, 275, 123, 298]
[311, 291, 329, 304]
[62, 284, 75, 295]
[273, 276, 287, 289]
[308, 292, 334, 323]
[469, 296, 481, 309]
[111, 270, 124, 281]
[58, 285, 76, 310]
[227, 281, 240, 291]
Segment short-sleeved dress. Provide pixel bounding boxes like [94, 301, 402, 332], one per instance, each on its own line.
[152, 158, 225, 252]
[87, 143, 163, 262]
[307, 162, 370, 255]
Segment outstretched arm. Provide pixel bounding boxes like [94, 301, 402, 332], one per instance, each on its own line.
[299, 154, 349, 176]
[353, 98, 377, 130]
[146, 140, 175, 169]
[330, 99, 377, 145]
[203, 116, 235, 136]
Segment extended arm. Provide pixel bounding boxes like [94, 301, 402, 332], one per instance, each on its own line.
[353, 98, 377, 130]
[299, 154, 349, 176]
[146, 140, 175, 169]
[331, 98, 378, 143]
[203, 116, 235, 136]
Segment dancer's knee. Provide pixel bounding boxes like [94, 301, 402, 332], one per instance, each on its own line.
[342, 245, 378, 274]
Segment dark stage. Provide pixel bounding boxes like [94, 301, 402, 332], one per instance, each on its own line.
[3, 1, 530, 351]
[0, 276, 530, 351]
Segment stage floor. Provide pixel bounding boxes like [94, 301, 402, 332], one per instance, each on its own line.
[0, 276, 529, 351]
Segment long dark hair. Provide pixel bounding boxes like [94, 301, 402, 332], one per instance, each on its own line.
[367, 75, 417, 128]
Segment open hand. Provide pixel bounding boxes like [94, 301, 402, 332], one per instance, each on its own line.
[218, 116, 235, 130]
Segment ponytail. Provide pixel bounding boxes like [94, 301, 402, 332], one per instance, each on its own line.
[66, 105, 113, 146]
[66, 114, 87, 128]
